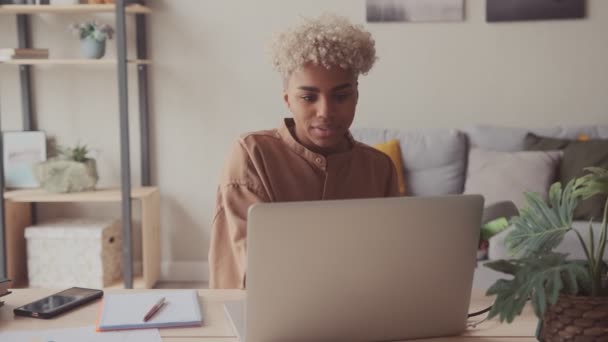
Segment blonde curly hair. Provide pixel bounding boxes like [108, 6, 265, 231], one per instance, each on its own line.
[270, 14, 377, 80]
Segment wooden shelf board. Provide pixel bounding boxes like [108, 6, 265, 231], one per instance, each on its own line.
[4, 186, 158, 203]
[0, 4, 151, 15]
[12, 276, 148, 289]
[0, 59, 151, 65]
[104, 276, 148, 289]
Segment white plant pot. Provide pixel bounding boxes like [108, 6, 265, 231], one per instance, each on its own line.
[34, 158, 99, 193]
[80, 36, 106, 59]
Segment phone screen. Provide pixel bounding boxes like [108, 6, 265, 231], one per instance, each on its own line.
[19, 287, 102, 314]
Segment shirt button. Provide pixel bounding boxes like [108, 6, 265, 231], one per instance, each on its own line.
[315, 157, 322, 164]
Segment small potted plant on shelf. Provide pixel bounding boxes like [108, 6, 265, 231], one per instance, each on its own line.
[34, 142, 99, 193]
[69, 21, 114, 59]
[484, 167, 608, 341]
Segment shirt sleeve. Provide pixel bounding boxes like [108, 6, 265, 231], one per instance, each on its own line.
[208, 141, 269, 289]
[208, 184, 266, 289]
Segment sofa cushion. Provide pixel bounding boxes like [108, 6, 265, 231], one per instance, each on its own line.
[464, 147, 561, 208]
[463, 125, 608, 152]
[372, 139, 406, 195]
[524, 133, 608, 221]
[351, 128, 466, 196]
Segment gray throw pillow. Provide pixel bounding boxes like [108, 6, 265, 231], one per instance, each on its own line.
[524, 133, 608, 221]
[464, 147, 561, 209]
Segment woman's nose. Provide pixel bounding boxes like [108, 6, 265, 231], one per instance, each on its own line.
[316, 97, 333, 118]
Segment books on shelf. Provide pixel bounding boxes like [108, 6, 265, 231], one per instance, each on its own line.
[0, 48, 49, 61]
[0, 278, 11, 295]
[0, 278, 12, 307]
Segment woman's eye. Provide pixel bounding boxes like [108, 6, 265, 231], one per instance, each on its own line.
[301, 95, 317, 102]
[334, 93, 351, 102]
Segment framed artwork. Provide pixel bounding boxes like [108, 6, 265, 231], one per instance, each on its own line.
[487, 0, 585, 22]
[366, 0, 464, 23]
[2, 131, 46, 189]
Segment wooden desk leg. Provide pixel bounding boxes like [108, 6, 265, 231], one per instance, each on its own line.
[141, 189, 160, 288]
[5, 201, 32, 288]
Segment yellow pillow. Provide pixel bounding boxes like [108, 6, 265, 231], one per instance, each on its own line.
[373, 139, 406, 195]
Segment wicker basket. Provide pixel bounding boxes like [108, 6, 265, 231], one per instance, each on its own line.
[540, 294, 608, 342]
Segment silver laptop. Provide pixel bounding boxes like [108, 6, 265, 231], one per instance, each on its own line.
[225, 195, 483, 342]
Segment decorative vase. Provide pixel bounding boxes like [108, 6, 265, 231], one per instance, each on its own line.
[540, 294, 608, 341]
[80, 36, 106, 59]
[34, 158, 99, 193]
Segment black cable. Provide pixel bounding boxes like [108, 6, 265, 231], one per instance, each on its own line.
[468, 305, 492, 318]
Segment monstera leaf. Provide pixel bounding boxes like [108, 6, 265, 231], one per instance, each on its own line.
[506, 179, 584, 257]
[486, 254, 589, 323]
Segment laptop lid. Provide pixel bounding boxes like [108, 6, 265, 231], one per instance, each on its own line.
[243, 195, 483, 342]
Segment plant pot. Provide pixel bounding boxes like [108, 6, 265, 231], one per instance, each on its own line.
[34, 158, 99, 193]
[80, 36, 106, 59]
[540, 294, 608, 341]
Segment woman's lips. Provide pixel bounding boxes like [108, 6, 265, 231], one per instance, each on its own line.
[312, 126, 339, 138]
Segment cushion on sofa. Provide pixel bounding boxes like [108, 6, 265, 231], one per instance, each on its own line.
[524, 133, 608, 221]
[373, 139, 406, 195]
[464, 147, 561, 208]
[351, 128, 467, 196]
[463, 125, 608, 152]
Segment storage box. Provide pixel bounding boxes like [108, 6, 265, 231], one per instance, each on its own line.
[25, 218, 122, 288]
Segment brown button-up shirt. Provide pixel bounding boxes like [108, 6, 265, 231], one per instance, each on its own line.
[209, 118, 399, 288]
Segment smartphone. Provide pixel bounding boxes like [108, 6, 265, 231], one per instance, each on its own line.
[14, 287, 103, 319]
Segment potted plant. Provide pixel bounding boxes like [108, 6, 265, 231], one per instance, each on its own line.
[69, 21, 114, 59]
[34, 143, 99, 193]
[485, 167, 608, 341]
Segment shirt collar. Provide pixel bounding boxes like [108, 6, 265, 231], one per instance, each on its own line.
[277, 118, 355, 168]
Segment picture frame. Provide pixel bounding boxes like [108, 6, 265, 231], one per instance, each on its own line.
[486, 0, 585, 22]
[366, 0, 464, 23]
[2, 131, 47, 189]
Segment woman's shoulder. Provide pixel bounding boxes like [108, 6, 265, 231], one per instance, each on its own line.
[352, 140, 392, 162]
[225, 128, 289, 160]
[238, 128, 281, 144]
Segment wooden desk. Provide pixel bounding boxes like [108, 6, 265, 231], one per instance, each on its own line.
[0, 289, 538, 341]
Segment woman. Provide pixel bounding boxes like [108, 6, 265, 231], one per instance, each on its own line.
[209, 14, 399, 289]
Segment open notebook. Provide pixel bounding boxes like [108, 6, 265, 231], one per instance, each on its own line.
[97, 290, 202, 331]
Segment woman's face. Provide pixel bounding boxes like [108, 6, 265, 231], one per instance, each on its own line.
[283, 63, 358, 155]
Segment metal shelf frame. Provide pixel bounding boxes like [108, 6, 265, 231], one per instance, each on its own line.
[0, 0, 152, 289]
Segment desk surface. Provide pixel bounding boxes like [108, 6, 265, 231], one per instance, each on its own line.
[0, 289, 538, 342]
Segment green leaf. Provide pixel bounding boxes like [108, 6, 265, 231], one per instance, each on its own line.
[573, 229, 593, 268]
[486, 254, 588, 322]
[505, 179, 582, 257]
[484, 260, 520, 275]
[589, 221, 596, 262]
[573, 167, 608, 200]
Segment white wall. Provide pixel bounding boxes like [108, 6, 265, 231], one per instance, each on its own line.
[1, 0, 607, 281]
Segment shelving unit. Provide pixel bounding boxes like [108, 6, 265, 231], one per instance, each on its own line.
[0, 1, 156, 289]
[3, 187, 160, 289]
[1, 59, 151, 65]
[0, 3, 151, 14]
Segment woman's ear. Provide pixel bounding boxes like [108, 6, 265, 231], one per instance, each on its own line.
[283, 91, 291, 111]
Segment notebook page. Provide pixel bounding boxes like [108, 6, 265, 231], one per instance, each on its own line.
[98, 290, 202, 330]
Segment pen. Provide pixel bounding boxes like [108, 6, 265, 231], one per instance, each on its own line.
[143, 297, 166, 322]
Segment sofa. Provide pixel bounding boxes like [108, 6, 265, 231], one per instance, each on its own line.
[351, 124, 608, 289]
